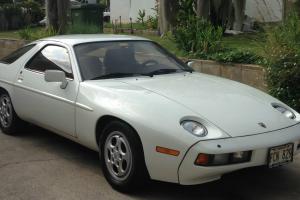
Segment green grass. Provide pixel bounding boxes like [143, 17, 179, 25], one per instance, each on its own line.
[222, 33, 265, 53]
[104, 22, 148, 30]
[135, 33, 186, 57]
[0, 30, 20, 39]
[0, 26, 266, 60]
[134, 32, 265, 58]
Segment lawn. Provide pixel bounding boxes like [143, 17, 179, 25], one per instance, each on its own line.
[222, 33, 265, 53]
[0, 30, 20, 39]
[138, 32, 265, 58]
[0, 27, 265, 59]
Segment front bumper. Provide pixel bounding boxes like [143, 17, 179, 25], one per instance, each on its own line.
[178, 123, 300, 185]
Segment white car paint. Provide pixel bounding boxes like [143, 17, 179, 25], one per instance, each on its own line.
[0, 34, 300, 185]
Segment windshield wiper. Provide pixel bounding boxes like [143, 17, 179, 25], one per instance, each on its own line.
[184, 69, 194, 73]
[91, 73, 139, 80]
[142, 69, 182, 77]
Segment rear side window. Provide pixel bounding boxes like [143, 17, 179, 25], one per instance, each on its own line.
[25, 45, 73, 79]
[0, 44, 36, 64]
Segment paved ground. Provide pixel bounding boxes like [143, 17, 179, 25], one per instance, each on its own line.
[1, 126, 300, 200]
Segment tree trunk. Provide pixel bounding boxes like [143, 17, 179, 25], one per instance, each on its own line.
[158, 0, 178, 36]
[57, 0, 69, 34]
[210, 0, 233, 29]
[46, 0, 58, 30]
[46, 0, 69, 34]
[196, 0, 210, 19]
[232, 0, 246, 31]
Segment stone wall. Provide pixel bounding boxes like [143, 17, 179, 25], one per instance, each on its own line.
[0, 38, 267, 91]
[0, 39, 28, 59]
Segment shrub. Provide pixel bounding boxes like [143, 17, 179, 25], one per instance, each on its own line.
[0, 4, 23, 30]
[173, 16, 223, 54]
[146, 15, 158, 30]
[137, 9, 146, 25]
[208, 49, 263, 65]
[20, 0, 44, 24]
[18, 27, 58, 40]
[262, 12, 300, 112]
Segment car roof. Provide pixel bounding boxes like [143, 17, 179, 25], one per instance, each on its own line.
[39, 34, 150, 46]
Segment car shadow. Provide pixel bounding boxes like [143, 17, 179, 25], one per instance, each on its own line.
[13, 126, 300, 200]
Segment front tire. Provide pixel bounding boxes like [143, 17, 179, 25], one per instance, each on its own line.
[100, 120, 149, 193]
[0, 93, 24, 135]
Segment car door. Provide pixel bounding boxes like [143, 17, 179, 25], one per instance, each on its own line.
[13, 44, 79, 137]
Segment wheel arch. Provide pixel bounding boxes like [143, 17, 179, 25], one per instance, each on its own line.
[95, 115, 150, 177]
[0, 87, 8, 95]
[95, 115, 143, 148]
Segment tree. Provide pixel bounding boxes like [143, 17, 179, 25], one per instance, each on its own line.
[57, 0, 69, 33]
[210, 0, 233, 29]
[0, 0, 13, 4]
[158, 0, 178, 35]
[232, 0, 246, 31]
[196, 0, 209, 19]
[158, 0, 247, 35]
[45, 0, 69, 34]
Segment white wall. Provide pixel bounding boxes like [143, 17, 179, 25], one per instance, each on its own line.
[110, 0, 156, 23]
[245, 0, 283, 22]
[110, 0, 284, 23]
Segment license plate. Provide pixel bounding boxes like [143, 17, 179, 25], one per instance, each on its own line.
[268, 143, 294, 168]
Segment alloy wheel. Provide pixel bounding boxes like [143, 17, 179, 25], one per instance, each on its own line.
[104, 131, 133, 181]
[0, 95, 13, 128]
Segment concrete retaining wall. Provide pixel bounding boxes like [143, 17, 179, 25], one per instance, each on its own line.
[0, 38, 267, 91]
[189, 59, 267, 91]
[0, 39, 28, 59]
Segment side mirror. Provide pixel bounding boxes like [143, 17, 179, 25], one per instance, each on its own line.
[186, 61, 195, 68]
[44, 70, 68, 89]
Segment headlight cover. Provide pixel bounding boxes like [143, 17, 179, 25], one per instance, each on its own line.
[181, 121, 208, 137]
[272, 104, 296, 120]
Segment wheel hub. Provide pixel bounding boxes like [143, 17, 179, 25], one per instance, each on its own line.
[0, 95, 13, 128]
[104, 131, 132, 181]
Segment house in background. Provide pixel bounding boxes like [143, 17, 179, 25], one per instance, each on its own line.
[109, 0, 291, 23]
[245, 0, 284, 22]
[110, 0, 156, 23]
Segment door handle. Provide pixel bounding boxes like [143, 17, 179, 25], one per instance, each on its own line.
[17, 70, 23, 82]
[17, 76, 23, 82]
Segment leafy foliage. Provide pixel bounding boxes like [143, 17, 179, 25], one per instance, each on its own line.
[146, 3, 158, 30]
[18, 27, 58, 40]
[20, 0, 44, 24]
[0, 4, 23, 30]
[137, 9, 146, 25]
[146, 15, 158, 30]
[0, 0, 44, 31]
[0, 0, 12, 4]
[173, 15, 223, 54]
[263, 12, 300, 111]
[206, 49, 263, 65]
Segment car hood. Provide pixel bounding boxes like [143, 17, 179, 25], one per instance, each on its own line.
[120, 73, 298, 137]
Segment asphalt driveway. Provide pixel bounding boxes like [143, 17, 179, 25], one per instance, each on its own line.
[1, 126, 300, 200]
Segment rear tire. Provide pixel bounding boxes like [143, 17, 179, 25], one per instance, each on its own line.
[100, 120, 149, 193]
[0, 93, 24, 135]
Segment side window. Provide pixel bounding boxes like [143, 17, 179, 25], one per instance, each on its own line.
[25, 45, 73, 79]
[0, 44, 36, 64]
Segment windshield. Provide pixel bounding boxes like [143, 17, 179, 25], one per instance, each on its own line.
[74, 41, 191, 80]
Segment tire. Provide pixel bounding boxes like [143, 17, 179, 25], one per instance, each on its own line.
[100, 120, 149, 193]
[0, 93, 24, 135]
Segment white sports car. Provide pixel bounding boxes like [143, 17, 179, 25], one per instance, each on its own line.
[0, 35, 300, 192]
